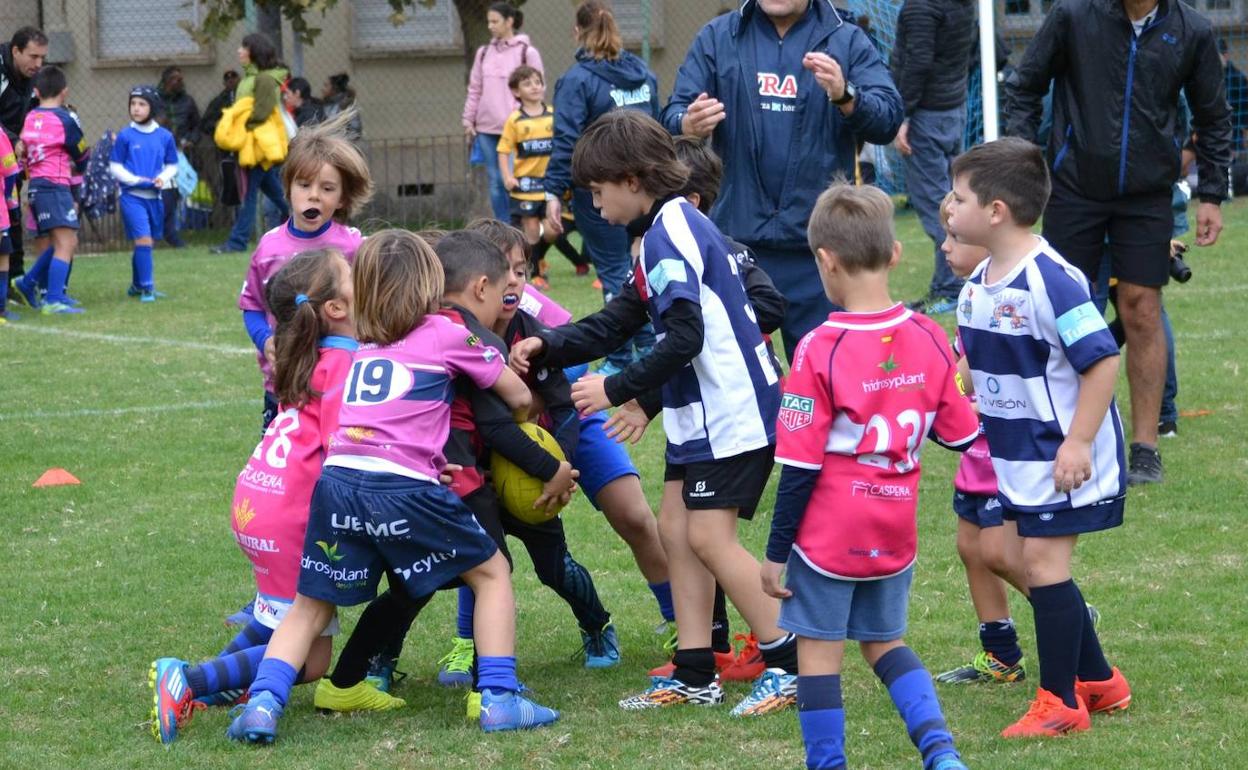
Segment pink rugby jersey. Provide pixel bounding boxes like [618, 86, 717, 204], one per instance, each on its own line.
[231, 340, 354, 625]
[776, 303, 979, 580]
[21, 107, 89, 185]
[0, 132, 18, 231]
[951, 330, 997, 497]
[325, 313, 506, 481]
[238, 220, 364, 390]
[520, 285, 573, 326]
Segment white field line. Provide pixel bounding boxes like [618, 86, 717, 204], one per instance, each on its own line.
[0, 399, 253, 422]
[5, 324, 253, 356]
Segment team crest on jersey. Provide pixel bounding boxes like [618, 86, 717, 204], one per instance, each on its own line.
[960, 294, 974, 322]
[757, 73, 798, 98]
[990, 300, 1028, 330]
[778, 393, 815, 431]
[466, 334, 481, 347]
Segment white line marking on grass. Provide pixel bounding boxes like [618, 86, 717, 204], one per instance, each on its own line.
[0, 400, 253, 422]
[5, 324, 253, 356]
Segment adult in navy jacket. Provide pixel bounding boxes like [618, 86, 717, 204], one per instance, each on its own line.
[661, 0, 903, 356]
[544, 0, 660, 374]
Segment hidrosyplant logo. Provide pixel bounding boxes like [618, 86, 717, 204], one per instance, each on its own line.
[316, 540, 345, 562]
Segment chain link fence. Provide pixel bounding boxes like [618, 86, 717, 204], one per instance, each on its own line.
[4, 0, 739, 252]
[4, 0, 1245, 251]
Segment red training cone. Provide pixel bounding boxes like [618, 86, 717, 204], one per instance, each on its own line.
[33, 468, 81, 488]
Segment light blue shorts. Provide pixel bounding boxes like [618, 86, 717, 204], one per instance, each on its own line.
[778, 556, 913, 642]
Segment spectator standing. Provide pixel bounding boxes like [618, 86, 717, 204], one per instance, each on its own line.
[201, 69, 240, 139]
[462, 2, 544, 221]
[321, 73, 363, 141]
[285, 77, 324, 128]
[661, 0, 903, 357]
[891, 0, 975, 314]
[158, 66, 201, 248]
[0, 26, 49, 281]
[1005, 0, 1232, 485]
[543, 1, 660, 375]
[212, 33, 290, 254]
[199, 69, 240, 219]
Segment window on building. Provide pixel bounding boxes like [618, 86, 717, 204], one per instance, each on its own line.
[95, 0, 203, 60]
[353, 0, 461, 55]
[612, 0, 665, 50]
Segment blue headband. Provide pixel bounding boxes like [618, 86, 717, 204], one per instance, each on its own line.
[295, 294, 309, 306]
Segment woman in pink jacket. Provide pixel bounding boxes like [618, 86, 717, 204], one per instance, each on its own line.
[462, 2, 543, 221]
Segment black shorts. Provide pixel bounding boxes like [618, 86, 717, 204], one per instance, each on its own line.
[664, 444, 775, 519]
[509, 198, 545, 223]
[1043, 178, 1173, 288]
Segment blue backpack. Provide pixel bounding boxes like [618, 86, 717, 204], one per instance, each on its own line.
[81, 131, 117, 221]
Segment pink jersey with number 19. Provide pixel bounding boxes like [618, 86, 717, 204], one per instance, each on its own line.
[325, 313, 506, 481]
[775, 303, 980, 580]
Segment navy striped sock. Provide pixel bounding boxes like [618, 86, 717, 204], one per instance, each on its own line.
[218, 618, 273, 656]
[797, 674, 846, 770]
[185, 645, 267, 696]
[874, 646, 959, 769]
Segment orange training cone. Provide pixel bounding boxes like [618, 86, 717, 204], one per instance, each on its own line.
[33, 468, 81, 488]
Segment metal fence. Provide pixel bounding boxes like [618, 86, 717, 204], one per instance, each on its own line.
[5, 0, 1246, 252]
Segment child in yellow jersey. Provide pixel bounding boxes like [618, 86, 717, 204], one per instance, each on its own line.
[497, 65, 553, 283]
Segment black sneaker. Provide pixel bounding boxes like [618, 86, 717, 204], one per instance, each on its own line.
[1127, 442, 1163, 486]
[1158, 420, 1178, 438]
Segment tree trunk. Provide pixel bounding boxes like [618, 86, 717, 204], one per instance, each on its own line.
[257, 2, 284, 61]
[455, 0, 495, 83]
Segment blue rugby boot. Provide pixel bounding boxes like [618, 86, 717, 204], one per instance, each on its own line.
[226, 690, 283, 744]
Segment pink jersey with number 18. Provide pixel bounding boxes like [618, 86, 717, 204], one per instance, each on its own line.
[775, 303, 979, 580]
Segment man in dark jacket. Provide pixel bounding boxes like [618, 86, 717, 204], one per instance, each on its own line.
[1005, 0, 1232, 485]
[157, 66, 201, 248]
[891, 0, 975, 314]
[661, 0, 903, 356]
[0, 26, 47, 281]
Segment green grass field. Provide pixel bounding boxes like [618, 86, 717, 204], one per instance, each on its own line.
[3, 204, 1245, 769]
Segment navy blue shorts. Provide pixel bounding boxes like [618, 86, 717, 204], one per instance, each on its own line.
[576, 411, 639, 509]
[1007, 496, 1125, 538]
[509, 198, 545, 222]
[297, 466, 499, 606]
[28, 180, 79, 233]
[778, 556, 913, 642]
[0, 229, 11, 255]
[953, 491, 1004, 529]
[120, 192, 164, 241]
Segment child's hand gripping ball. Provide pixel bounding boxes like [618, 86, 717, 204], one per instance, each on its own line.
[491, 422, 571, 525]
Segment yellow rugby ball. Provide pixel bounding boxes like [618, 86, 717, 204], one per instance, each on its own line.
[490, 422, 568, 525]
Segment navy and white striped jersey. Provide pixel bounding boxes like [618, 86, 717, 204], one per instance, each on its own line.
[635, 197, 781, 463]
[956, 237, 1126, 513]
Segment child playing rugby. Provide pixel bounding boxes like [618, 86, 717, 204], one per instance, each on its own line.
[226, 230, 559, 743]
[761, 182, 979, 770]
[511, 110, 798, 716]
[948, 138, 1131, 737]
